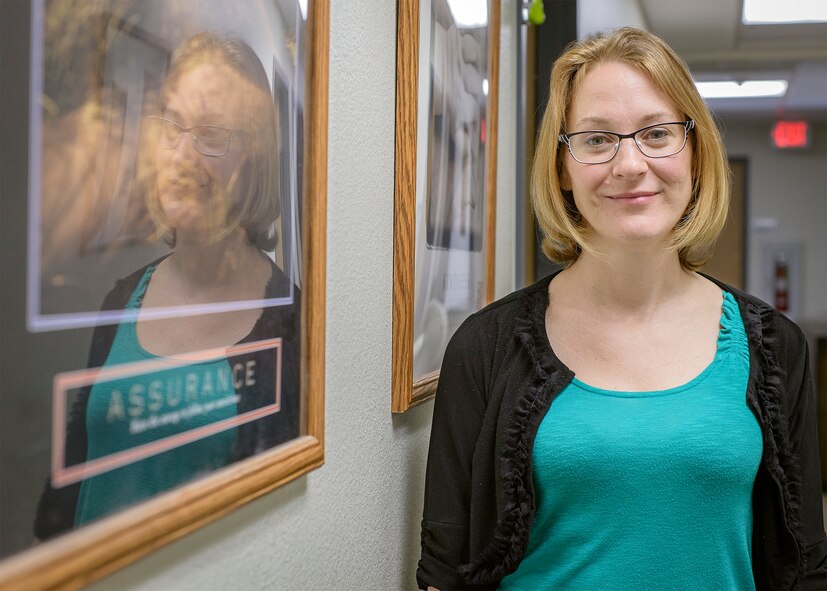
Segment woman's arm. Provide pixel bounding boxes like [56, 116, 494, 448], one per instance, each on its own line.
[33, 389, 87, 540]
[33, 288, 124, 540]
[784, 335, 827, 588]
[416, 315, 492, 591]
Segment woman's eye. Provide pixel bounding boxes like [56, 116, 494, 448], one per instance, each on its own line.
[583, 133, 613, 147]
[642, 128, 670, 141]
[197, 127, 228, 147]
[198, 128, 221, 141]
[160, 121, 180, 141]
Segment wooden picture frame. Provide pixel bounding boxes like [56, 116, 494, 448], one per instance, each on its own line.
[0, 1, 328, 589]
[392, 0, 500, 413]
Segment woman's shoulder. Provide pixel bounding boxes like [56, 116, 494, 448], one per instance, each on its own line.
[446, 273, 556, 358]
[263, 258, 294, 298]
[471, 273, 555, 325]
[700, 273, 807, 352]
[99, 256, 169, 311]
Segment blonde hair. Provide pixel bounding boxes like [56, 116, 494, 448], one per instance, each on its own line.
[532, 27, 729, 270]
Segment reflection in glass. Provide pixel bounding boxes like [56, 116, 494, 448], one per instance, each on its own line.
[32, 0, 300, 329]
[147, 116, 241, 157]
[11, 0, 308, 547]
[413, 0, 489, 377]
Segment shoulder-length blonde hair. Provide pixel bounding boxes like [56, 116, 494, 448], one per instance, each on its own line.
[532, 27, 729, 270]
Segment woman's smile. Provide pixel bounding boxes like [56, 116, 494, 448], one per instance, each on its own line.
[163, 173, 209, 194]
[604, 191, 658, 204]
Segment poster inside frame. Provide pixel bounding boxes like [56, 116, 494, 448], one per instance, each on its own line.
[0, 1, 328, 589]
[392, 0, 500, 413]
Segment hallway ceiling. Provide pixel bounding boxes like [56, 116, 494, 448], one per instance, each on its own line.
[638, 0, 827, 120]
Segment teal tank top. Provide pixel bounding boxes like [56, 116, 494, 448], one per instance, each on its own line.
[499, 291, 762, 591]
[75, 265, 236, 526]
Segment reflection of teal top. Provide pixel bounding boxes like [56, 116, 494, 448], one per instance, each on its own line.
[75, 265, 235, 526]
[499, 292, 762, 591]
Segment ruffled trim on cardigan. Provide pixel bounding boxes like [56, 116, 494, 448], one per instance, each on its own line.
[460, 282, 574, 584]
[743, 301, 806, 579]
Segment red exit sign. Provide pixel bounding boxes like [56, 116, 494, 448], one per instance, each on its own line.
[771, 120, 810, 149]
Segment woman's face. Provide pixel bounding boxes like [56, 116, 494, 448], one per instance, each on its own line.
[154, 62, 250, 241]
[560, 61, 693, 252]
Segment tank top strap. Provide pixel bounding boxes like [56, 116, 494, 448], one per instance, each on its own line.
[125, 263, 159, 310]
[716, 290, 748, 362]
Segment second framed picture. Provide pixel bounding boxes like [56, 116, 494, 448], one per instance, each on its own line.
[393, 0, 501, 412]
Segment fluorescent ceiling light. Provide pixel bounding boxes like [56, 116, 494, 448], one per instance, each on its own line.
[743, 0, 827, 24]
[447, 0, 488, 28]
[695, 80, 788, 99]
[298, 0, 307, 20]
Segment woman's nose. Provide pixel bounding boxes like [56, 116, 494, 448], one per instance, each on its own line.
[170, 131, 201, 163]
[611, 138, 648, 178]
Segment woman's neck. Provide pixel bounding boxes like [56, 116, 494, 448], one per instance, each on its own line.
[561, 246, 695, 315]
[168, 230, 264, 289]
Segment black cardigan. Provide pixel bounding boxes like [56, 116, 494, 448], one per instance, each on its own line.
[34, 257, 301, 539]
[417, 273, 827, 591]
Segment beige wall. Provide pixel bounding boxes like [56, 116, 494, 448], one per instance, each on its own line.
[86, 2, 519, 590]
[722, 120, 827, 320]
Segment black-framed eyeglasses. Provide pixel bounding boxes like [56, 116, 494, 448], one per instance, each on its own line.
[147, 116, 241, 157]
[558, 120, 694, 164]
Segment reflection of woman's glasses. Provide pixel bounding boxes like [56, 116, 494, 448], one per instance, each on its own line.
[147, 116, 241, 157]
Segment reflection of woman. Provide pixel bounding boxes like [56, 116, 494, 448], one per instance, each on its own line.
[35, 32, 300, 538]
[418, 29, 826, 590]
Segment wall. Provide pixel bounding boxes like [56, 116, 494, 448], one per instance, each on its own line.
[722, 120, 827, 320]
[85, 2, 519, 590]
[577, 0, 648, 38]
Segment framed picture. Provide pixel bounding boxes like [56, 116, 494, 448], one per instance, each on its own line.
[0, 0, 328, 589]
[392, 0, 500, 412]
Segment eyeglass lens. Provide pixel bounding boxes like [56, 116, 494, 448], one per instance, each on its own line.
[568, 122, 689, 164]
[150, 117, 233, 157]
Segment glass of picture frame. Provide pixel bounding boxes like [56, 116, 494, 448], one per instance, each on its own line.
[0, 1, 328, 588]
[392, 0, 500, 412]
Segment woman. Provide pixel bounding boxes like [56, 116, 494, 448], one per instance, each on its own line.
[417, 28, 826, 590]
[35, 32, 300, 537]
